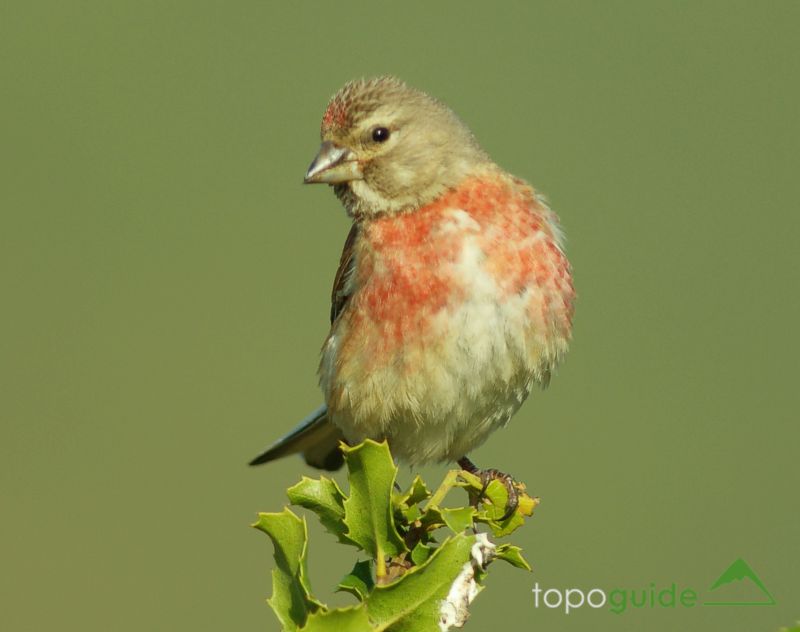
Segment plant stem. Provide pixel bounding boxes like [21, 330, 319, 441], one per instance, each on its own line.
[426, 469, 460, 509]
[376, 543, 387, 581]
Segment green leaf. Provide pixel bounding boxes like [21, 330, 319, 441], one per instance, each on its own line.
[253, 508, 321, 631]
[441, 507, 476, 534]
[410, 541, 433, 566]
[300, 606, 372, 632]
[495, 544, 532, 571]
[481, 479, 510, 519]
[255, 446, 537, 630]
[402, 504, 421, 523]
[418, 506, 445, 531]
[287, 475, 348, 542]
[394, 475, 431, 508]
[395, 475, 431, 525]
[366, 533, 476, 632]
[342, 440, 408, 566]
[337, 560, 375, 601]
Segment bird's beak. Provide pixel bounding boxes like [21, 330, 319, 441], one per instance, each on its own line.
[304, 141, 362, 184]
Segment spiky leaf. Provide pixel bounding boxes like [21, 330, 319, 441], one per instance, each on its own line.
[496, 544, 532, 571]
[337, 560, 375, 601]
[441, 507, 476, 534]
[394, 475, 431, 508]
[410, 541, 433, 566]
[342, 440, 407, 562]
[402, 504, 422, 523]
[287, 475, 348, 542]
[253, 509, 321, 631]
[300, 606, 372, 631]
[366, 533, 476, 631]
[419, 506, 445, 531]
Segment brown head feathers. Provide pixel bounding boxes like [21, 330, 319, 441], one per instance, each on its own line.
[315, 76, 490, 217]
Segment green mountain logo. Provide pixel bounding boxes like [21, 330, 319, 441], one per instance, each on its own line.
[704, 558, 776, 606]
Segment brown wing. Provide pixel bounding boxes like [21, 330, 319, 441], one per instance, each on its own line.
[330, 222, 359, 323]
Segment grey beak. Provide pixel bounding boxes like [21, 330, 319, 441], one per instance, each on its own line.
[304, 141, 362, 184]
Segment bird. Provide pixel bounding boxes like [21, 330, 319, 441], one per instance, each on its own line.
[250, 76, 574, 510]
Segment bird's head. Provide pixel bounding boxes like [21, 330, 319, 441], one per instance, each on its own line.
[304, 76, 488, 217]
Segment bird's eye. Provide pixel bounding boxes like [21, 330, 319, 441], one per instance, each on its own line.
[371, 127, 390, 143]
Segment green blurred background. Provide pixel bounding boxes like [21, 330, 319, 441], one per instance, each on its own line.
[1, 2, 798, 630]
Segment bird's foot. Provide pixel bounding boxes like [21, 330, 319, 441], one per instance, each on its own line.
[457, 456, 520, 521]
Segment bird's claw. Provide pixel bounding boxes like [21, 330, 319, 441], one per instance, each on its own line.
[479, 468, 520, 520]
[458, 457, 521, 521]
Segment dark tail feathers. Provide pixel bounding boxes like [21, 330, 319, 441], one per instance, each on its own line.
[249, 404, 345, 471]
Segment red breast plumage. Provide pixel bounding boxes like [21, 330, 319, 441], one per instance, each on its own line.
[320, 170, 574, 465]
